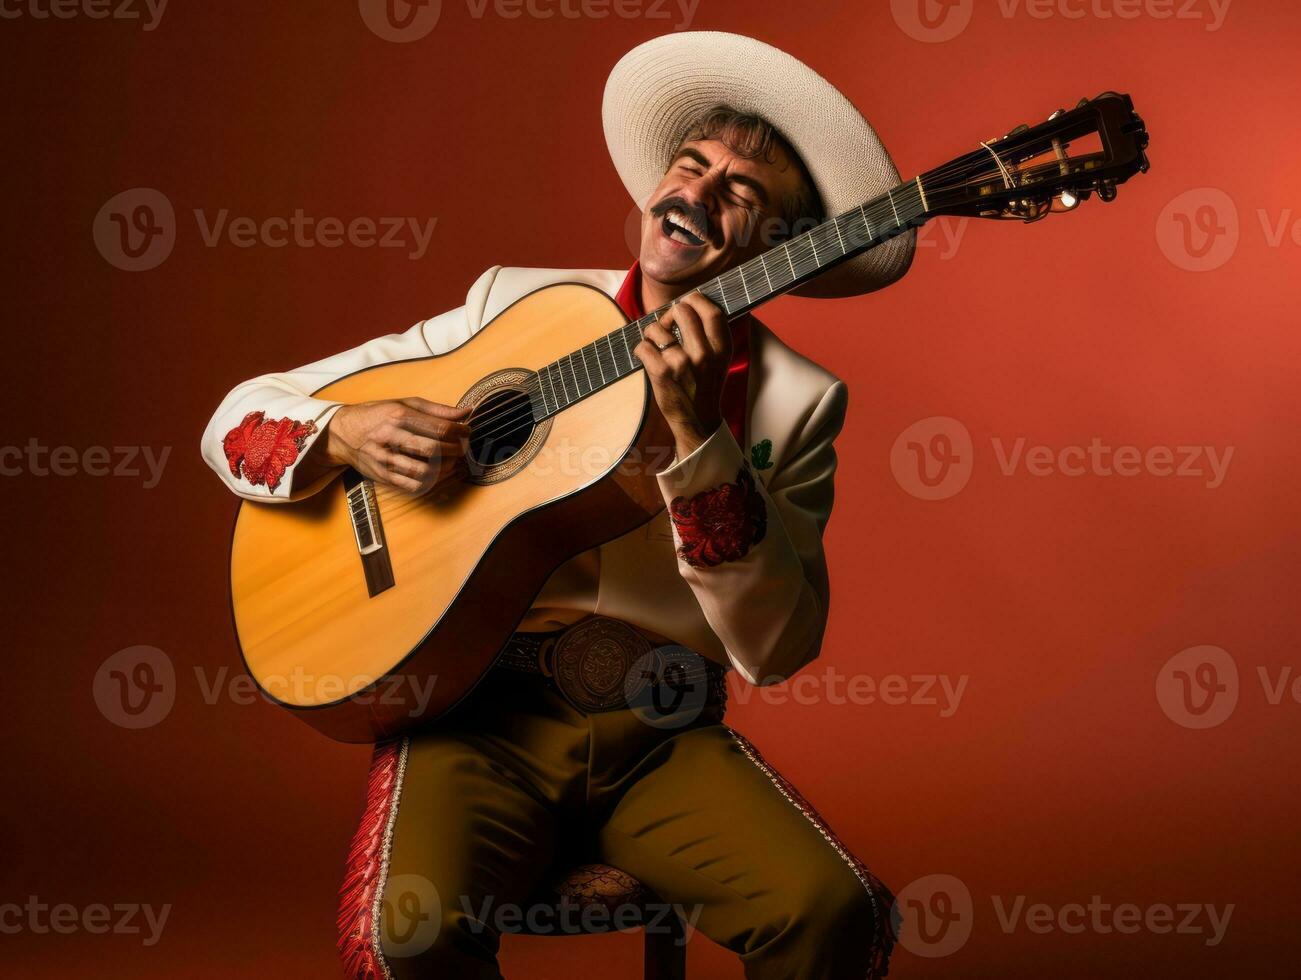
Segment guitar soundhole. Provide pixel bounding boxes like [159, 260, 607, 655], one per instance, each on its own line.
[459, 369, 552, 485]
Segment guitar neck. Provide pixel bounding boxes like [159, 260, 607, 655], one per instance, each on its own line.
[527, 177, 930, 423]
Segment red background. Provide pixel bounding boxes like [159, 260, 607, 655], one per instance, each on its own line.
[4, 1, 1299, 976]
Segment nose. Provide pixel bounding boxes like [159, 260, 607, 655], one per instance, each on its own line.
[683, 171, 723, 221]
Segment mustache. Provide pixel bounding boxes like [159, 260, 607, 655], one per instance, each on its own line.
[649, 195, 711, 241]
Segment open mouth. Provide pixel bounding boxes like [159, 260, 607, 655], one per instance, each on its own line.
[660, 208, 706, 248]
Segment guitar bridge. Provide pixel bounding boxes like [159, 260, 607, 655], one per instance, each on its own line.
[344, 470, 394, 597]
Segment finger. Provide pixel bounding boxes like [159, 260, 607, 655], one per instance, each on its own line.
[662, 302, 709, 363]
[377, 448, 433, 484]
[632, 337, 666, 373]
[372, 464, 423, 495]
[641, 321, 678, 353]
[676, 292, 731, 360]
[400, 397, 473, 420]
[396, 409, 472, 441]
[381, 427, 439, 460]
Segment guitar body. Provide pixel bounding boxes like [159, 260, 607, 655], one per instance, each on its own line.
[230, 283, 673, 742]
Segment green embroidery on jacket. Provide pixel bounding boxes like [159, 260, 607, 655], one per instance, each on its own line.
[750, 438, 774, 470]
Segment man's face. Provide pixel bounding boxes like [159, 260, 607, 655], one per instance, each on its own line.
[638, 137, 811, 291]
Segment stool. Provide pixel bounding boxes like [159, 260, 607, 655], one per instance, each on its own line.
[514, 863, 687, 979]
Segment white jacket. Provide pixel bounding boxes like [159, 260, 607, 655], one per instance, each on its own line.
[202, 266, 848, 685]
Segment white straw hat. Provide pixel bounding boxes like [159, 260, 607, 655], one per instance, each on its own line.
[602, 31, 914, 299]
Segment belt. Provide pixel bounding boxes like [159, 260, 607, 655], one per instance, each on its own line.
[495, 614, 728, 719]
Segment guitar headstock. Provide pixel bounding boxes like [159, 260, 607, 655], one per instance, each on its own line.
[920, 92, 1150, 221]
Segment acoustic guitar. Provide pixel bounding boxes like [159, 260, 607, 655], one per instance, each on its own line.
[229, 93, 1150, 742]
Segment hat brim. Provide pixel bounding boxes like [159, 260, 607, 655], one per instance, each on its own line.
[602, 31, 914, 300]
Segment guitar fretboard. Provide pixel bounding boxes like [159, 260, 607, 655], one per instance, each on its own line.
[527, 178, 929, 422]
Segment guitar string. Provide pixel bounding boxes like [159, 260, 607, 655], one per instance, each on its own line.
[456, 130, 1092, 445]
[396, 130, 1082, 452]
[456, 158, 1051, 448]
[370, 160, 1067, 509]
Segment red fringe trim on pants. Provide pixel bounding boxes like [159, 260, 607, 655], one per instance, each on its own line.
[337, 738, 407, 980]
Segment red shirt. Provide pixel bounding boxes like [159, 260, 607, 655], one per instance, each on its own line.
[613, 262, 752, 448]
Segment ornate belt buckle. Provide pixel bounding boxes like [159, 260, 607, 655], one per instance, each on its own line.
[551, 616, 655, 713]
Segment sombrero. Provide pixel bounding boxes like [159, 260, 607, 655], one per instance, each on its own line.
[602, 31, 914, 299]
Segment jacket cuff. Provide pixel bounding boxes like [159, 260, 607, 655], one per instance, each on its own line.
[218, 399, 342, 501]
[655, 421, 745, 498]
[657, 423, 768, 569]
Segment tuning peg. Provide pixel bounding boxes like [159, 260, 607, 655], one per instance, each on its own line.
[1097, 180, 1118, 202]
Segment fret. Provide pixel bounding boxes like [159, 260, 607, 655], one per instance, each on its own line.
[539, 365, 556, 415]
[528, 381, 547, 420]
[551, 364, 567, 408]
[740, 259, 768, 309]
[577, 344, 592, 391]
[819, 223, 844, 260]
[860, 203, 875, 241]
[582, 343, 603, 388]
[564, 354, 583, 398]
[832, 214, 848, 253]
[727, 270, 750, 313]
[783, 243, 797, 281]
[620, 322, 636, 367]
[604, 331, 622, 376]
[555, 358, 573, 404]
[887, 187, 902, 229]
[758, 252, 775, 292]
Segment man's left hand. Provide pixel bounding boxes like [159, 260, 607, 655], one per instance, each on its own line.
[634, 292, 732, 465]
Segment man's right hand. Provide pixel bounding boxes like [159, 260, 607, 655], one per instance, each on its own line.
[321, 398, 473, 494]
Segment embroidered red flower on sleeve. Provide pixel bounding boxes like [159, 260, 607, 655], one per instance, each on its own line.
[669, 465, 768, 568]
[222, 411, 317, 491]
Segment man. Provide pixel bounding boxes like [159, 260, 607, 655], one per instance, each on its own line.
[203, 31, 912, 979]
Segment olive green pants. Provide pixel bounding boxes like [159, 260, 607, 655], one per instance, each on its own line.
[339, 669, 894, 979]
